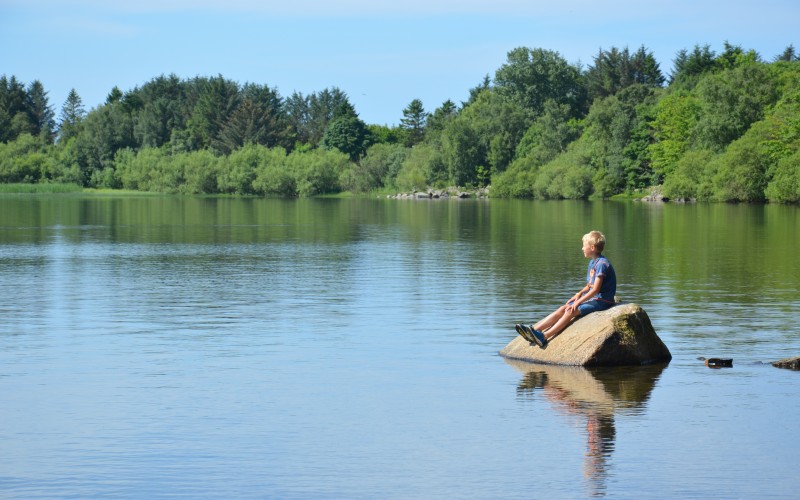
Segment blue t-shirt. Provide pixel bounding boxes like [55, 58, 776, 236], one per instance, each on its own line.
[586, 255, 616, 303]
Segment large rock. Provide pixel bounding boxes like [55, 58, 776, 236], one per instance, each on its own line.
[500, 303, 671, 366]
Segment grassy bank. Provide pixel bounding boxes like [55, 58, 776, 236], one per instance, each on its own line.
[0, 183, 84, 194]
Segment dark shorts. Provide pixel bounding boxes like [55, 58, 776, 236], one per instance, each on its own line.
[575, 299, 615, 317]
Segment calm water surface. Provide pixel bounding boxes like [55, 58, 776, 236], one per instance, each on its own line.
[1, 196, 799, 498]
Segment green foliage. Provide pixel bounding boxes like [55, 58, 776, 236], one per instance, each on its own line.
[217, 143, 262, 194]
[286, 148, 349, 197]
[694, 62, 779, 151]
[115, 147, 164, 192]
[711, 91, 800, 202]
[1, 42, 798, 201]
[322, 111, 371, 162]
[587, 45, 665, 100]
[670, 44, 718, 88]
[440, 115, 485, 187]
[490, 154, 539, 198]
[340, 143, 409, 193]
[367, 124, 402, 145]
[662, 150, 717, 200]
[395, 143, 443, 192]
[716, 41, 761, 70]
[400, 99, 427, 146]
[648, 91, 702, 178]
[58, 88, 85, 143]
[0, 182, 82, 193]
[584, 85, 660, 196]
[494, 47, 587, 118]
[286, 87, 352, 147]
[774, 44, 799, 62]
[0, 75, 36, 143]
[132, 74, 187, 149]
[533, 139, 593, 199]
[187, 75, 241, 152]
[214, 83, 286, 154]
[26, 80, 56, 142]
[710, 137, 769, 202]
[0, 133, 58, 183]
[515, 100, 582, 165]
[75, 100, 136, 185]
[495, 135, 593, 199]
[440, 90, 528, 186]
[251, 147, 293, 196]
[426, 99, 458, 138]
[765, 150, 800, 202]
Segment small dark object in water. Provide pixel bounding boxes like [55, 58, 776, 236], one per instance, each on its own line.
[771, 356, 800, 370]
[704, 358, 733, 368]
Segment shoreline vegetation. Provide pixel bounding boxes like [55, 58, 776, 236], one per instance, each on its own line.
[0, 182, 657, 204]
[2, 42, 799, 203]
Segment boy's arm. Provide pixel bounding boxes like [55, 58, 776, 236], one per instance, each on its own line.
[568, 277, 604, 310]
[568, 283, 591, 304]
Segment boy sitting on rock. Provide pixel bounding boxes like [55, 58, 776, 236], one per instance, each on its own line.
[516, 230, 617, 349]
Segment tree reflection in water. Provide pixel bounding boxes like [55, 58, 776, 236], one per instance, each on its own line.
[510, 361, 667, 497]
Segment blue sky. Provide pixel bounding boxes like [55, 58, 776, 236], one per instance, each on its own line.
[2, 0, 798, 126]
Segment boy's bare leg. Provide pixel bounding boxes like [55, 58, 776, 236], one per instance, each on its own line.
[542, 308, 581, 340]
[534, 305, 568, 332]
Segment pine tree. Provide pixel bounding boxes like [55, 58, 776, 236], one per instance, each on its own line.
[58, 88, 85, 143]
[26, 80, 55, 142]
[400, 99, 427, 146]
[0, 75, 33, 142]
[774, 44, 798, 62]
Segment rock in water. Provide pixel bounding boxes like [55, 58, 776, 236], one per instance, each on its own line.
[500, 303, 671, 366]
[771, 356, 800, 370]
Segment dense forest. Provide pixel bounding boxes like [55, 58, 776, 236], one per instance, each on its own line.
[1, 42, 799, 202]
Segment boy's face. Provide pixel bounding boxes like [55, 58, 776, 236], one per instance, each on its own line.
[582, 240, 597, 258]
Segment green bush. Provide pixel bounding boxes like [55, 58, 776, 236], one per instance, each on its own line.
[285, 148, 349, 197]
[490, 154, 538, 198]
[218, 143, 262, 195]
[0, 134, 58, 183]
[395, 143, 441, 192]
[252, 147, 293, 197]
[533, 142, 593, 199]
[340, 143, 409, 193]
[710, 137, 768, 202]
[662, 150, 716, 200]
[115, 147, 166, 192]
[179, 150, 220, 195]
[765, 150, 800, 203]
[648, 91, 702, 179]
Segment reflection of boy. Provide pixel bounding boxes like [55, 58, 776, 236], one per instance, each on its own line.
[516, 230, 617, 348]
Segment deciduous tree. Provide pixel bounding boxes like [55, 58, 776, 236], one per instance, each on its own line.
[494, 47, 587, 119]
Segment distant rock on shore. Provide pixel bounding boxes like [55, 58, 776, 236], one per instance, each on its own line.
[638, 186, 695, 203]
[387, 187, 490, 200]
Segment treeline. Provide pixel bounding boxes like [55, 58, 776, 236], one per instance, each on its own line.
[1, 42, 799, 201]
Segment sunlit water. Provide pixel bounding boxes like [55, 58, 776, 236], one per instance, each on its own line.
[1, 196, 799, 498]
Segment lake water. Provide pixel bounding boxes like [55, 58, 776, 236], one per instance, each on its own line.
[1, 195, 799, 498]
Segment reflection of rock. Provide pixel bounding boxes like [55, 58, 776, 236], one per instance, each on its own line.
[772, 356, 800, 370]
[507, 360, 667, 497]
[501, 303, 672, 366]
[507, 358, 667, 414]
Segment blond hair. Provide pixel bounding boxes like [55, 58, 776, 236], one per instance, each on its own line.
[583, 230, 606, 253]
